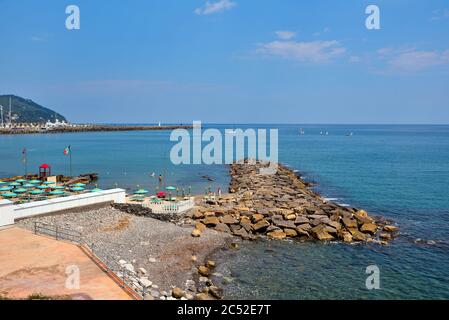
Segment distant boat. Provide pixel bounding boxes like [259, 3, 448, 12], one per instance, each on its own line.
[299, 128, 305, 135]
[346, 132, 353, 137]
[158, 121, 161, 127]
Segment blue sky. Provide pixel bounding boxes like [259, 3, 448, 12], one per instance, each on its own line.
[0, 0, 448, 124]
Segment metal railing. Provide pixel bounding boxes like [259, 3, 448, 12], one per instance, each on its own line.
[34, 222, 82, 244]
[33, 222, 145, 299]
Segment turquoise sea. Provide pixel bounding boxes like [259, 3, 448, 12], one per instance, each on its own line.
[1, 124, 449, 299]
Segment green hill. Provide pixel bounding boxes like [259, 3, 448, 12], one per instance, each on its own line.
[0, 95, 67, 124]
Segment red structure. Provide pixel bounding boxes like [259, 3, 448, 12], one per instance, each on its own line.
[39, 163, 51, 178]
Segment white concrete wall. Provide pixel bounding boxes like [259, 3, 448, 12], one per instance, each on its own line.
[0, 200, 14, 226]
[0, 189, 126, 227]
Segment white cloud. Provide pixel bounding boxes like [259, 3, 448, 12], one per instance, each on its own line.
[275, 31, 296, 40]
[378, 47, 449, 72]
[195, 0, 237, 15]
[257, 39, 346, 63]
[431, 9, 449, 21]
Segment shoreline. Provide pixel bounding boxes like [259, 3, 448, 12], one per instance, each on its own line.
[0, 124, 193, 135]
[182, 160, 399, 244]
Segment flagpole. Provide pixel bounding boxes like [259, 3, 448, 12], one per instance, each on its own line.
[70, 147, 72, 177]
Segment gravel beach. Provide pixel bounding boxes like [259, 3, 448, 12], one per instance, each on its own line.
[17, 206, 232, 298]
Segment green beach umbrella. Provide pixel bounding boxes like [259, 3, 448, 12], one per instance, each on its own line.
[9, 182, 21, 186]
[0, 181, 7, 186]
[0, 186, 14, 191]
[30, 189, 44, 195]
[71, 187, 85, 192]
[72, 183, 86, 187]
[49, 190, 65, 196]
[14, 188, 28, 194]
[29, 180, 42, 184]
[166, 186, 176, 191]
[2, 192, 17, 198]
[134, 189, 149, 195]
[43, 181, 55, 185]
[22, 184, 35, 188]
[37, 185, 49, 189]
[151, 197, 162, 203]
[52, 186, 65, 190]
[15, 179, 28, 183]
[90, 188, 103, 193]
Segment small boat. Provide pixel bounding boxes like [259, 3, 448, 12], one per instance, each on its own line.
[299, 128, 305, 135]
[345, 132, 353, 137]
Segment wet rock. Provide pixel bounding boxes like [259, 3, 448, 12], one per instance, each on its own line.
[384, 225, 398, 233]
[267, 229, 287, 240]
[284, 228, 298, 237]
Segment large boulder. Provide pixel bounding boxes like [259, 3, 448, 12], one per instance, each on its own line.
[267, 229, 287, 240]
[360, 223, 377, 235]
[219, 215, 239, 225]
[203, 216, 220, 227]
[284, 228, 298, 237]
[342, 218, 358, 229]
[294, 216, 310, 225]
[252, 220, 270, 232]
[272, 217, 296, 229]
[215, 223, 232, 233]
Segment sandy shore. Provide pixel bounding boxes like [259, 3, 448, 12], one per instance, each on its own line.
[17, 206, 231, 299]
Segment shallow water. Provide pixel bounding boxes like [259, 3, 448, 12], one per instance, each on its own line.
[1, 124, 449, 299]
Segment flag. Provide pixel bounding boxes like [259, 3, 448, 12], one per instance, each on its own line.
[64, 145, 71, 155]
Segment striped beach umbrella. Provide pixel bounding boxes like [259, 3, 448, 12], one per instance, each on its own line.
[15, 179, 28, 183]
[43, 181, 55, 185]
[14, 188, 28, 194]
[29, 180, 42, 184]
[36, 185, 49, 190]
[52, 186, 65, 190]
[0, 186, 14, 191]
[22, 184, 35, 188]
[9, 182, 21, 186]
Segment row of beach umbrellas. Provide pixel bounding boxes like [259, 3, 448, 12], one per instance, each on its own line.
[0, 179, 102, 199]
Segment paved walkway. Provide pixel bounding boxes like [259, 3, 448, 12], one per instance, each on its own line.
[0, 227, 131, 300]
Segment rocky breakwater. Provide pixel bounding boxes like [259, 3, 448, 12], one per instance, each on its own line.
[187, 161, 398, 244]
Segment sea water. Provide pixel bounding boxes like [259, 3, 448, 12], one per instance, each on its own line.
[1, 124, 448, 299]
